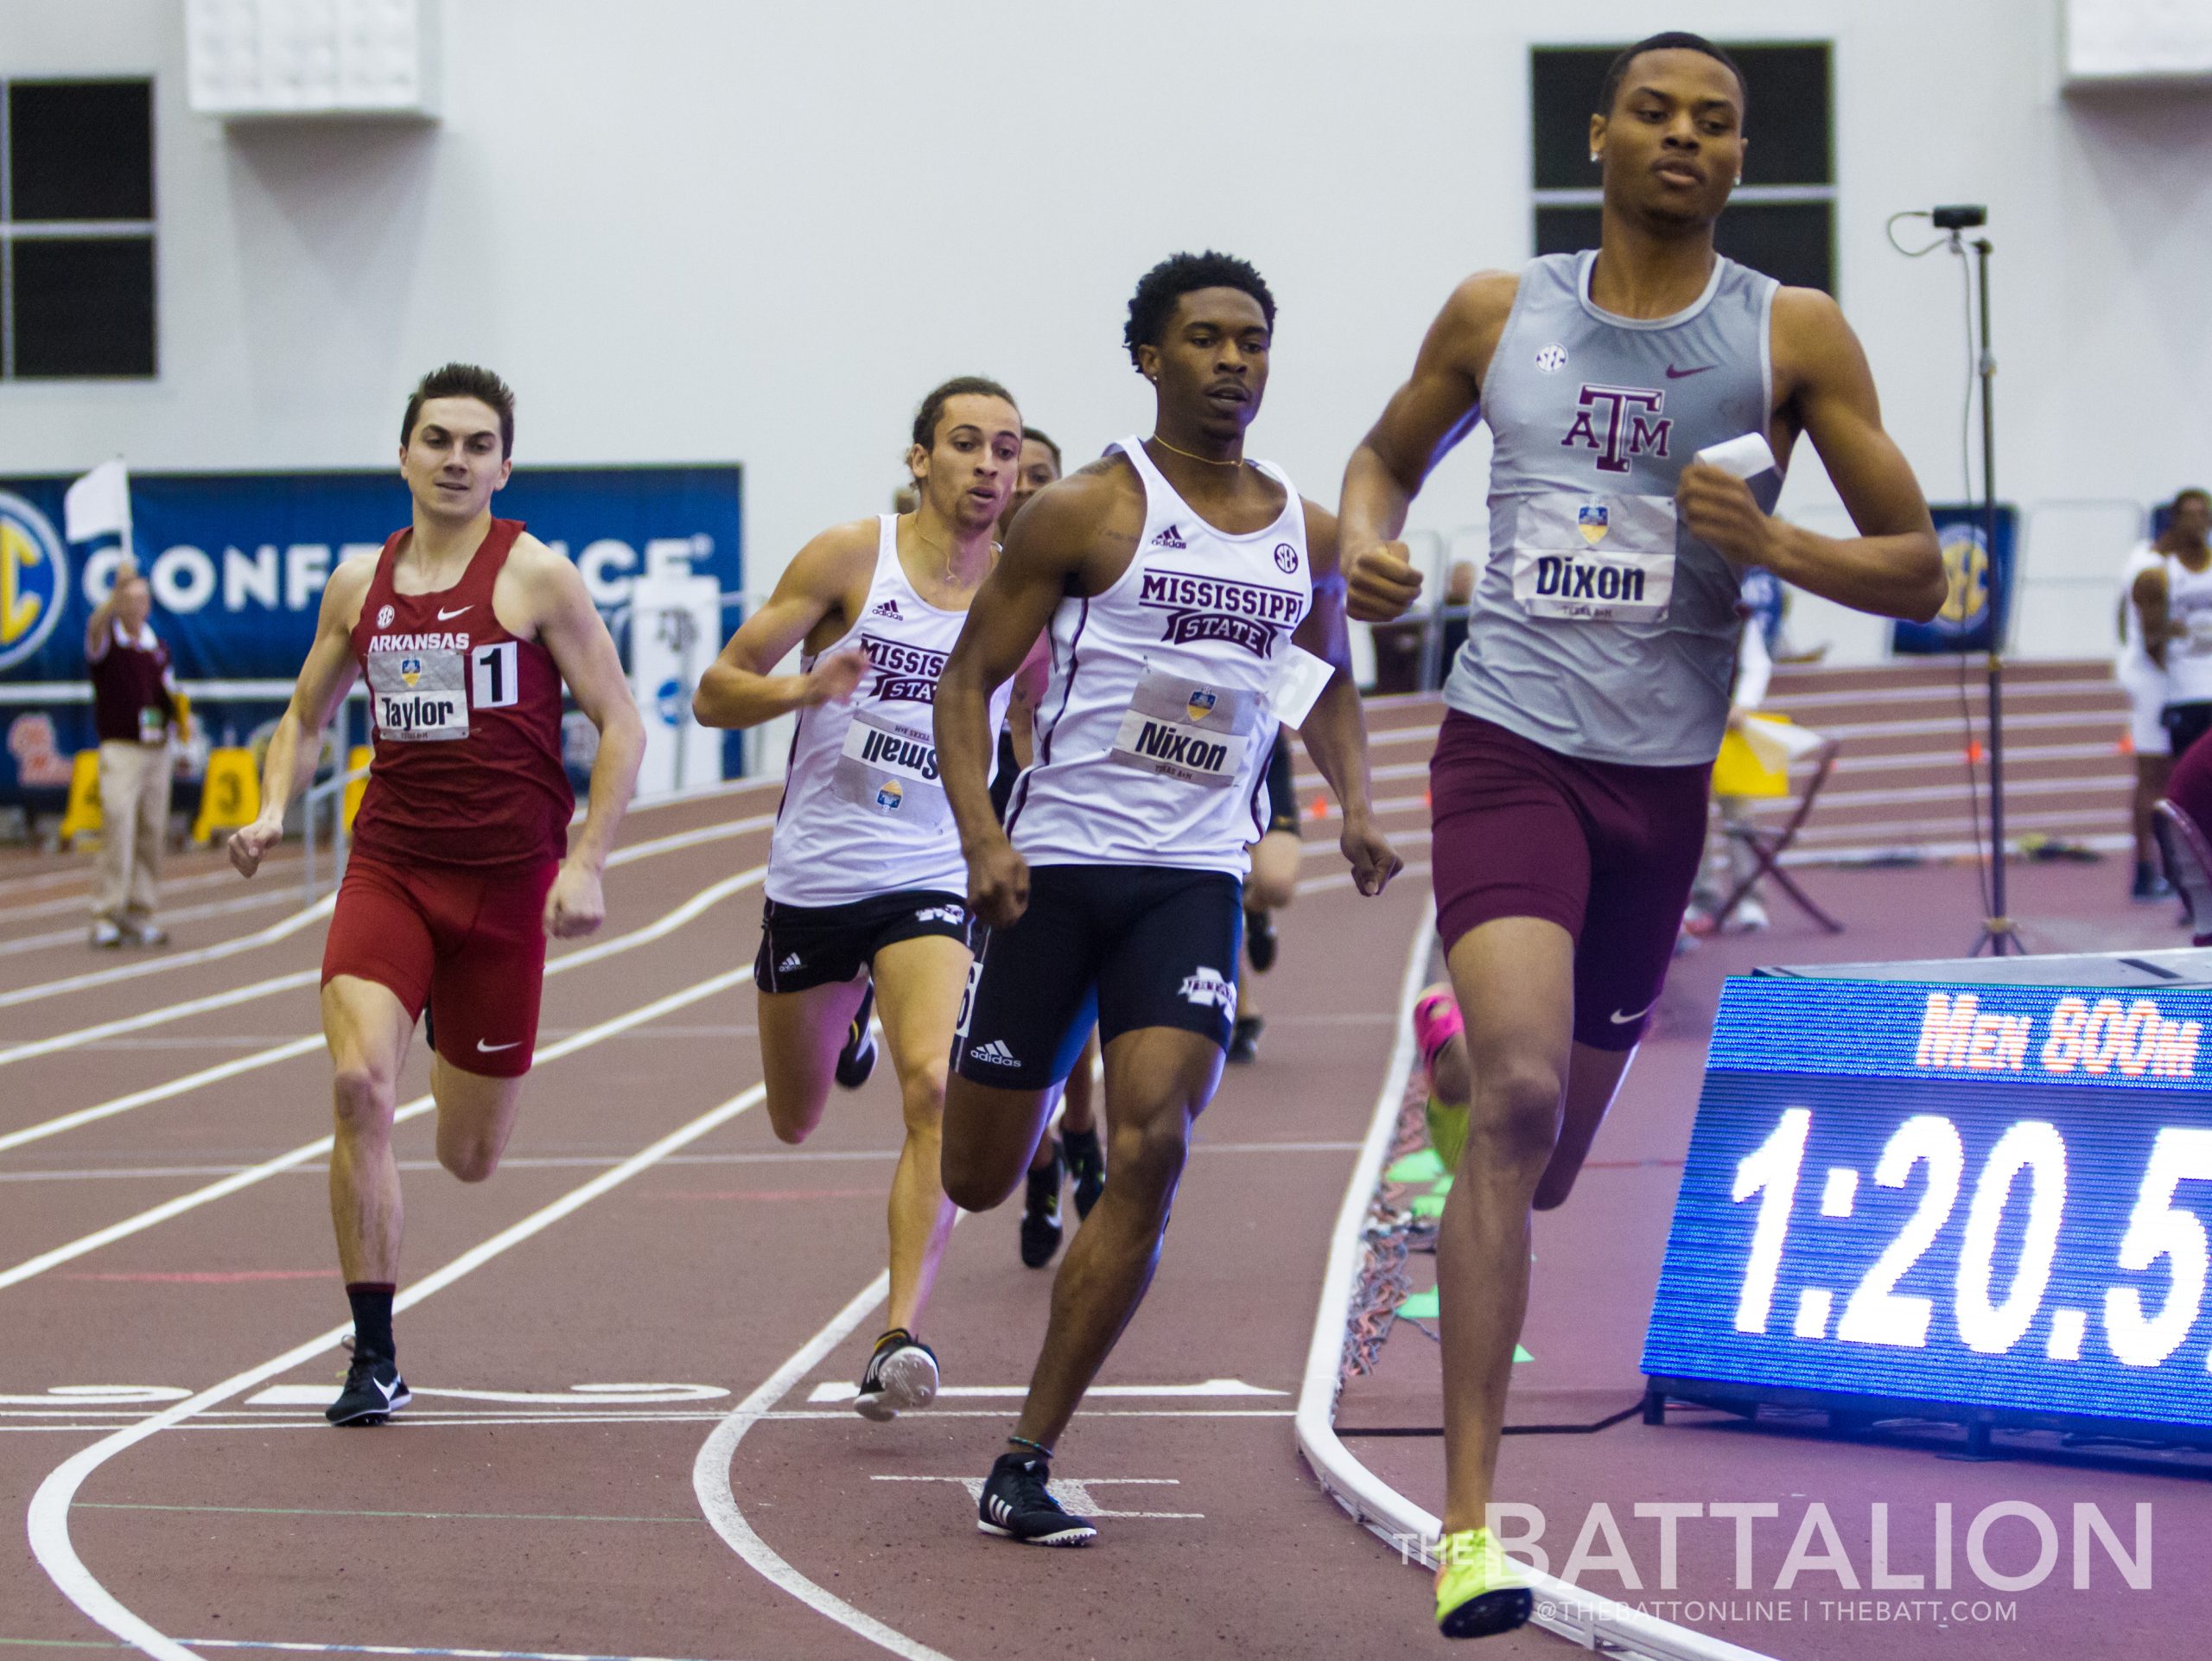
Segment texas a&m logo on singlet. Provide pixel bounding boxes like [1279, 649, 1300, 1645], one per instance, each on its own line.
[364, 628, 519, 741]
[1560, 385, 1672, 474]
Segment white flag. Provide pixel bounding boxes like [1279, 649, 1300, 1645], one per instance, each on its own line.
[64, 458, 132, 543]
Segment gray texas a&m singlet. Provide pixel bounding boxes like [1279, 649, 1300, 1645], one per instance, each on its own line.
[1443, 249, 1781, 767]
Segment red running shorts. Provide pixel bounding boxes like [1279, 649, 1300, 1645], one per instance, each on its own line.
[321, 851, 559, 1078]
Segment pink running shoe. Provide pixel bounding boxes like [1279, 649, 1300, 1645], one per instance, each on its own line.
[1413, 983, 1463, 1090]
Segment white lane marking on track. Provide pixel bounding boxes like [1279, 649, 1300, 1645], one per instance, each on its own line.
[0, 1408, 1299, 1433]
[1289, 906, 1785, 1661]
[0, 864, 763, 1143]
[1294, 861, 1429, 899]
[870, 1474, 1200, 1519]
[0, 805, 774, 1023]
[804, 1378, 1284, 1403]
[0, 888, 295, 958]
[28, 1079, 771, 1661]
[182, 1639, 766, 1661]
[0, 858, 300, 915]
[243, 1383, 728, 1406]
[0, 895, 334, 1014]
[0, 964, 753, 1292]
[694, 1272, 959, 1661]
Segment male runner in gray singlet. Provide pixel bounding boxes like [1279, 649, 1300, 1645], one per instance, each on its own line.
[1339, 32, 1944, 1639]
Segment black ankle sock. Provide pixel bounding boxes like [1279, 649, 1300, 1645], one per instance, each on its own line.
[346, 1282, 397, 1361]
[1062, 1124, 1100, 1161]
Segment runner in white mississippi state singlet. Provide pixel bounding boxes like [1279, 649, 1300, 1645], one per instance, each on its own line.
[928, 251, 1401, 1549]
[694, 376, 1039, 1423]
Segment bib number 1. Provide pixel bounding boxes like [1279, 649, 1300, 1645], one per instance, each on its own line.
[472, 641, 518, 708]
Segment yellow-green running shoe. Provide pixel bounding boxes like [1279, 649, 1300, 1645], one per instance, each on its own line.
[1434, 1526, 1533, 1639]
[1425, 1093, 1469, 1174]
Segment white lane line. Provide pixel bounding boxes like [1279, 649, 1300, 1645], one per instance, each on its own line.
[1290, 907, 1783, 1661]
[1295, 860, 1429, 898]
[0, 805, 773, 1020]
[0, 1408, 1298, 1434]
[28, 1077, 770, 1661]
[0, 970, 323, 1070]
[804, 1378, 1283, 1404]
[0, 888, 296, 958]
[0, 897, 334, 1016]
[695, 1272, 957, 1661]
[0, 860, 300, 916]
[0, 864, 762, 1136]
[0, 964, 753, 1292]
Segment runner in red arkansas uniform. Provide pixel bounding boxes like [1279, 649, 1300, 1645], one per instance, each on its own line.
[229, 364, 644, 1427]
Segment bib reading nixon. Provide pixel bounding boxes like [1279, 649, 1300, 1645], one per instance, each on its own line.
[349, 518, 573, 869]
[766, 514, 1016, 907]
[1005, 436, 1310, 875]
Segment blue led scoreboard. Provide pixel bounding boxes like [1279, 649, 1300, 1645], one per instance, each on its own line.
[1644, 958, 2212, 1444]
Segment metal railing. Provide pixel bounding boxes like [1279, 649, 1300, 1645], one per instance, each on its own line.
[298, 761, 371, 904]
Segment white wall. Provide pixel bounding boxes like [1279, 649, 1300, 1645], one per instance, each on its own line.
[3, 0, 2209, 670]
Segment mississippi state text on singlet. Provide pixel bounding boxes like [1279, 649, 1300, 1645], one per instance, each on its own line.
[1005, 436, 1310, 876]
[766, 515, 1017, 907]
[1446, 250, 1782, 767]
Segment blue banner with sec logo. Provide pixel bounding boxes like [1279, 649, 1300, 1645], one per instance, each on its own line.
[1890, 503, 2016, 656]
[0, 464, 741, 682]
[0, 466, 741, 803]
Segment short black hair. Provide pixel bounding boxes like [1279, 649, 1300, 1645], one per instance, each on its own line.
[1599, 31, 1746, 119]
[1022, 427, 1063, 470]
[403, 363, 515, 457]
[1123, 251, 1276, 370]
[910, 375, 1018, 453]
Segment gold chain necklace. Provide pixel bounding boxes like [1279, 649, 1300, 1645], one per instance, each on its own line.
[1147, 432, 1246, 468]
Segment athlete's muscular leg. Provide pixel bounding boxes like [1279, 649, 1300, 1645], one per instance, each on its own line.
[429, 1055, 529, 1183]
[943, 1075, 1056, 1210]
[322, 975, 418, 1284]
[870, 934, 970, 1333]
[757, 976, 872, 1144]
[1434, 917, 1577, 1538]
[1012, 1026, 1220, 1452]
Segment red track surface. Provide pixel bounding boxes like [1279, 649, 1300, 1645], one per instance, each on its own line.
[3, 698, 1546, 1660]
[12, 696, 2190, 1661]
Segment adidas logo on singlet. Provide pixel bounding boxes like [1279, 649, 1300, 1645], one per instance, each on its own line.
[1150, 524, 1187, 549]
[868, 599, 902, 620]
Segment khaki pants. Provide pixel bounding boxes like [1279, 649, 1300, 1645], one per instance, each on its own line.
[92, 740, 173, 927]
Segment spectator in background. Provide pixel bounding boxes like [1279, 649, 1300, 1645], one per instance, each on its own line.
[2118, 491, 2210, 901]
[83, 553, 186, 946]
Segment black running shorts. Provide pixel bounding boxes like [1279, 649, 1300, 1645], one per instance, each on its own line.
[951, 863, 1243, 1091]
[753, 888, 974, 994]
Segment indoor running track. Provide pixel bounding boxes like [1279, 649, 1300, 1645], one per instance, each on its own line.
[1, 695, 1577, 1659]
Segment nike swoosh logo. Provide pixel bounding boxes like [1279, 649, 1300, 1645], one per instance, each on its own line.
[1664, 365, 1714, 379]
[437, 606, 473, 620]
[372, 1378, 399, 1403]
[1611, 1002, 1658, 1025]
[477, 1039, 521, 1053]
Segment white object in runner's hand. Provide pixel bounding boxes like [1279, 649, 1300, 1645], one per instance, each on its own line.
[1695, 432, 1777, 480]
[1268, 644, 1334, 729]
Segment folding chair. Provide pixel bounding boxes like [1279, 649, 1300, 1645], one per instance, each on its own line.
[1709, 738, 1845, 935]
[2154, 799, 2212, 946]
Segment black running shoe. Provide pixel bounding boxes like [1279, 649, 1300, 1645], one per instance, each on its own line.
[1061, 1124, 1105, 1220]
[327, 1346, 410, 1426]
[1019, 1143, 1064, 1269]
[1244, 907, 1277, 972]
[976, 1451, 1097, 1546]
[1227, 1013, 1263, 1065]
[836, 982, 878, 1089]
[854, 1327, 939, 1421]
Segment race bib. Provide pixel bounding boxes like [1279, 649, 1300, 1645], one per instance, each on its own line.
[366, 648, 468, 741]
[831, 707, 948, 826]
[1108, 665, 1257, 788]
[1510, 493, 1677, 623]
